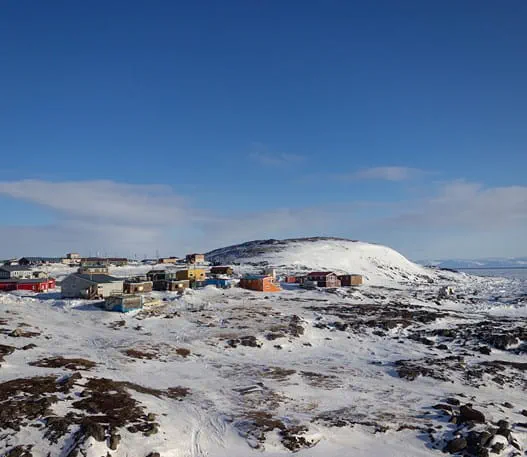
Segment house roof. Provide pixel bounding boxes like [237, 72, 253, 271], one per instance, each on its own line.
[0, 265, 32, 272]
[20, 257, 63, 263]
[307, 271, 336, 277]
[0, 278, 53, 284]
[73, 273, 123, 284]
[16, 278, 54, 284]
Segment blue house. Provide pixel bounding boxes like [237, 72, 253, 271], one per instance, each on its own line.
[205, 278, 234, 289]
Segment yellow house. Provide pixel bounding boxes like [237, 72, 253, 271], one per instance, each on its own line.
[176, 269, 206, 281]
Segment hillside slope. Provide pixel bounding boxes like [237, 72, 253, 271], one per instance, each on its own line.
[206, 237, 434, 285]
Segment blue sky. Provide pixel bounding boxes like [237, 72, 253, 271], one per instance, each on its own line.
[1, 1, 526, 259]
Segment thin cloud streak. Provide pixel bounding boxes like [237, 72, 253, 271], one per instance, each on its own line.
[339, 166, 426, 182]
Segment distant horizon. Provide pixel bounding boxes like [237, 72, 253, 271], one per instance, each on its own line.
[1, 235, 527, 263]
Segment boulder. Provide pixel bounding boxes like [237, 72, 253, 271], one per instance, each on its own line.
[496, 420, 510, 430]
[433, 404, 453, 413]
[444, 437, 467, 453]
[83, 422, 106, 442]
[109, 433, 121, 450]
[460, 405, 486, 423]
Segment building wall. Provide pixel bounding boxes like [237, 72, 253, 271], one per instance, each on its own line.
[307, 273, 339, 287]
[61, 275, 123, 298]
[153, 280, 189, 291]
[0, 281, 17, 291]
[186, 254, 205, 264]
[0, 269, 32, 279]
[210, 266, 233, 275]
[60, 275, 91, 298]
[159, 258, 179, 264]
[176, 269, 205, 281]
[205, 278, 233, 288]
[32, 271, 48, 279]
[97, 281, 124, 298]
[124, 282, 153, 294]
[239, 277, 280, 292]
[339, 275, 363, 286]
[78, 266, 109, 274]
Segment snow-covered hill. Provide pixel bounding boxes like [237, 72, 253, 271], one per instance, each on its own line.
[206, 237, 435, 285]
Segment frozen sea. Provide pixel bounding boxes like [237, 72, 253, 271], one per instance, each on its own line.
[458, 267, 527, 280]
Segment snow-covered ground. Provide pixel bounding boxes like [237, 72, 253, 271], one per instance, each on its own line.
[0, 239, 525, 457]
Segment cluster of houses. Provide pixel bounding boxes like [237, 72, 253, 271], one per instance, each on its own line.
[0, 251, 363, 312]
[0, 265, 57, 292]
[1, 253, 128, 267]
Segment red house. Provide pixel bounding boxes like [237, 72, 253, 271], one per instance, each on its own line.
[239, 275, 281, 292]
[0, 278, 56, 293]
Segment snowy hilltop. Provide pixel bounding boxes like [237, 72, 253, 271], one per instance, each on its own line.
[207, 237, 436, 285]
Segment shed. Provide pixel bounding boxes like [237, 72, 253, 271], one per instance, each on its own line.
[104, 294, 143, 313]
[338, 274, 363, 286]
[239, 275, 281, 292]
[61, 273, 124, 299]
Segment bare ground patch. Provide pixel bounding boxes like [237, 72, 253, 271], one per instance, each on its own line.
[29, 357, 96, 371]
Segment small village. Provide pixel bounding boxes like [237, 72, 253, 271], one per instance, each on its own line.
[0, 252, 363, 313]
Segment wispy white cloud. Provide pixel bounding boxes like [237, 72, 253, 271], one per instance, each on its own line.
[340, 166, 425, 182]
[0, 180, 191, 226]
[0, 179, 526, 259]
[388, 180, 527, 229]
[0, 180, 202, 257]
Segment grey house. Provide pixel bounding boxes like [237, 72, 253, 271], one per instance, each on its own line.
[61, 273, 124, 299]
[0, 266, 33, 280]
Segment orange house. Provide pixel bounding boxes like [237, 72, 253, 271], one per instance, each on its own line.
[239, 275, 281, 292]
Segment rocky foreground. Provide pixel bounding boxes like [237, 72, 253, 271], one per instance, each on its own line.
[0, 271, 525, 456]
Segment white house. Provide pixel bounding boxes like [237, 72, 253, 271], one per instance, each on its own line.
[0, 266, 33, 280]
[61, 273, 124, 299]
